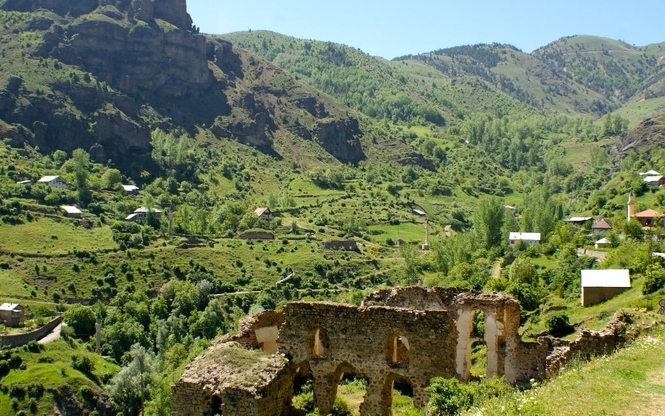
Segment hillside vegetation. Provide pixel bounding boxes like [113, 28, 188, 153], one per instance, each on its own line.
[1, 1, 665, 414]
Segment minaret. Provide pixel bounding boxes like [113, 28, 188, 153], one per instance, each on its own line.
[421, 219, 430, 250]
[627, 192, 635, 222]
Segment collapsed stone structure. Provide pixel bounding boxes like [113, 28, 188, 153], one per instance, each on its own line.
[172, 287, 638, 416]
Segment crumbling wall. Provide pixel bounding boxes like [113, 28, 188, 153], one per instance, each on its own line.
[278, 302, 457, 415]
[173, 288, 650, 416]
[543, 311, 633, 377]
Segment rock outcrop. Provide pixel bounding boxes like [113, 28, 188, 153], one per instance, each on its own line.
[0, 0, 367, 172]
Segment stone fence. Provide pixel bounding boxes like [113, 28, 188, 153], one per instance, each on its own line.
[0, 316, 62, 348]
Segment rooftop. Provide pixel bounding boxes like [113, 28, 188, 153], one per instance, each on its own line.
[581, 269, 631, 288]
[509, 232, 541, 241]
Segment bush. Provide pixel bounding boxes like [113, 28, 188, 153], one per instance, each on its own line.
[546, 312, 574, 337]
[26, 383, 44, 398]
[427, 377, 473, 415]
[8, 353, 22, 369]
[79, 385, 96, 403]
[8, 382, 26, 399]
[0, 360, 9, 377]
[71, 355, 95, 373]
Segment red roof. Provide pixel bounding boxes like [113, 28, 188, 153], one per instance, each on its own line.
[635, 209, 662, 218]
[592, 218, 612, 230]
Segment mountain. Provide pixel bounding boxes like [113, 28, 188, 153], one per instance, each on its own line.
[0, 0, 384, 176]
[221, 31, 665, 124]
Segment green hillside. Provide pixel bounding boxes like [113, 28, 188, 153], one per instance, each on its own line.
[1, 2, 665, 415]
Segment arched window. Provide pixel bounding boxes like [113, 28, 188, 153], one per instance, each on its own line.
[386, 334, 410, 367]
[311, 328, 329, 358]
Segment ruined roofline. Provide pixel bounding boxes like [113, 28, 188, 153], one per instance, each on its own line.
[361, 285, 519, 310]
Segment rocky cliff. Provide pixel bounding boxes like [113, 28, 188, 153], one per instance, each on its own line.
[0, 0, 365, 172]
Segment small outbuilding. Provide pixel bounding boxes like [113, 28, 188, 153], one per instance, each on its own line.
[322, 240, 358, 251]
[508, 232, 541, 246]
[60, 205, 82, 218]
[581, 269, 631, 307]
[254, 207, 274, 222]
[0, 303, 24, 327]
[594, 237, 612, 249]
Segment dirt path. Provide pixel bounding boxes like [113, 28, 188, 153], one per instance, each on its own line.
[38, 323, 62, 344]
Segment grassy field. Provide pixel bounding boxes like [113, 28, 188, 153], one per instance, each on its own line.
[0, 217, 116, 255]
[0, 339, 119, 415]
[465, 324, 665, 415]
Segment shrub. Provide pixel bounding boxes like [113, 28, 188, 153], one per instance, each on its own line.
[546, 312, 574, 337]
[71, 354, 95, 373]
[26, 383, 44, 398]
[79, 385, 95, 403]
[427, 377, 473, 415]
[8, 382, 26, 399]
[8, 353, 22, 368]
[0, 360, 9, 377]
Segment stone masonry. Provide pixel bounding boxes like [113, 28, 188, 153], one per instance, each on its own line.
[172, 286, 643, 416]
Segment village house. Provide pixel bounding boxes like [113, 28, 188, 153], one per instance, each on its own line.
[580, 269, 631, 306]
[125, 207, 162, 224]
[643, 175, 665, 187]
[563, 216, 593, 226]
[122, 184, 140, 195]
[508, 232, 541, 246]
[0, 303, 25, 327]
[321, 240, 358, 251]
[37, 175, 67, 189]
[633, 209, 664, 229]
[639, 169, 660, 176]
[591, 218, 612, 235]
[60, 205, 82, 218]
[626, 193, 664, 229]
[254, 207, 274, 222]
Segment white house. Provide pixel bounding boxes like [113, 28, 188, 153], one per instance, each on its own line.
[594, 237, 612, 249]
[643, 175, 665, 187]
[122, 184, 140, 195]
[37, 175, 67, 189]
[60, 205, 82, 218]
[580, 269, 631, 307]
[508, 232, 541, 246]
[125, 207, 162, 224]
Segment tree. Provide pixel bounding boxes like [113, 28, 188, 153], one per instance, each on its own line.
[63, 304, 96, 338]
[101, 168, 123, 190]
[472, 196, 504, 250]
[509, 257, 538, 286]
[108, 343, 155, 416]
[400, 243, 421, 285]
[66, 148, 91, 204]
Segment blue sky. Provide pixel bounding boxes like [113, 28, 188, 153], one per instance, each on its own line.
[187, 0, 664, 60]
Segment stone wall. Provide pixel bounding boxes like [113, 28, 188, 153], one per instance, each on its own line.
[173, 287, 648, 416]
[279, 302, 457, 415]
[0, 316, 62, 348]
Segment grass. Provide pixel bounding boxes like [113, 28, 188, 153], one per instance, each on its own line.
[0, 339, 119, 415]
[0, 217, 116, 255]
[465, 325, 665, 415]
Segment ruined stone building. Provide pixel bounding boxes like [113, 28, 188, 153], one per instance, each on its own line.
[172, 286, 637, 416]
